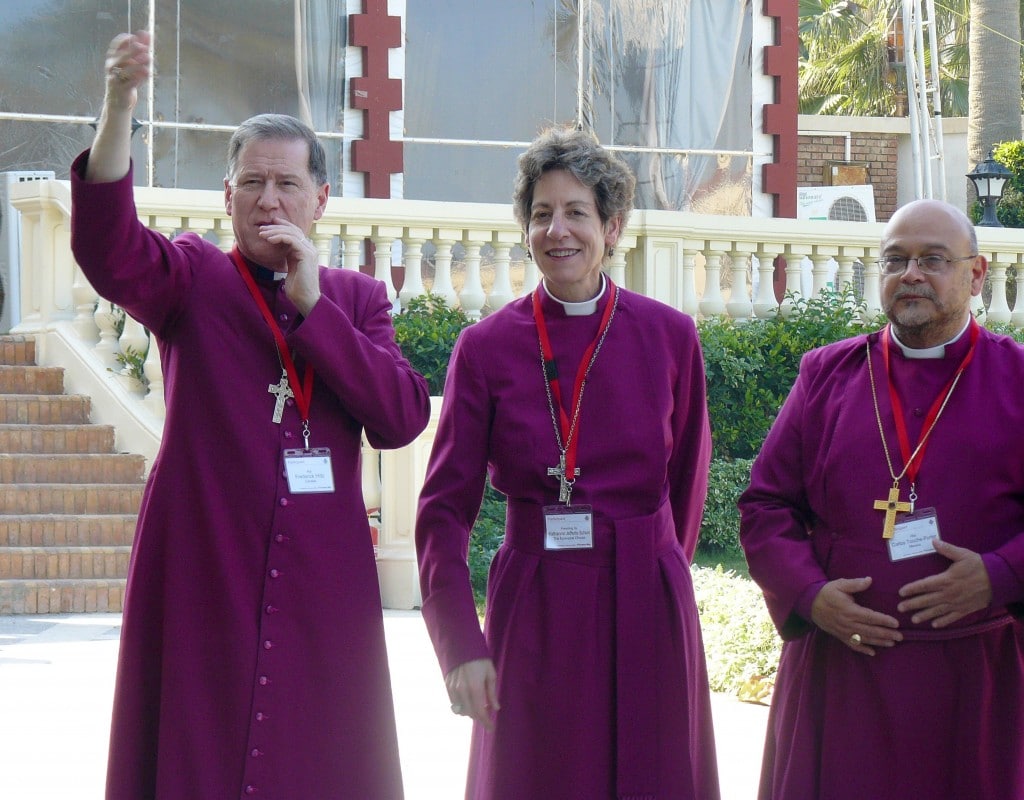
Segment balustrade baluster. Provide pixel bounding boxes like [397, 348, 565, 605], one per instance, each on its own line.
[398, 234, 428, 310]
[71, 266, 99, 343]
[142, 338, 165, 418]
[698, 246, 727, 317]
[432, 237, 458, 307]
[680, 242, 700, 318]
[489, 232, 519, 310]
[861, 249, 882, 320]
[371, 230, 400, 303]
[753, 246, 782, 319]
[460, 236, 487, 320]
[725, 245, 755, 320]
[987, 255, 1012, 324]
[1013, 258, 1024, 328]
[781, 245, 811, 316]
[93, 300, 121, 370]
[810, 246, 838, 297]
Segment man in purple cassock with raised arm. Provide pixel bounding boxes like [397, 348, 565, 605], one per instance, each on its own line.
[740, 198, 1024, 800]
[70, 32, 430, 799]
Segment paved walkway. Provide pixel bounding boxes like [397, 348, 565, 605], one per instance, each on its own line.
[0, 611, 768, 799]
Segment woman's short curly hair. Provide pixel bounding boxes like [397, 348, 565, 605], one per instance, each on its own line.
[512, 125, 636, 232]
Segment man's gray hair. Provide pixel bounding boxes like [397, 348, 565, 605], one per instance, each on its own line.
[513, 125, 636, 231]
[226, 114, 328, 187]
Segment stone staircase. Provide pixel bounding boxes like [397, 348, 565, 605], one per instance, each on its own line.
[0, 335, 145, 614]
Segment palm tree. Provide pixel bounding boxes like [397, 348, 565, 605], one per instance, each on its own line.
[799, 0, 972, 117]
[967, 0, 1023, 176]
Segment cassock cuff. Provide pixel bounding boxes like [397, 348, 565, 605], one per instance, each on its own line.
[794, 580, 827, 623]
[982, 552, 1024, 609]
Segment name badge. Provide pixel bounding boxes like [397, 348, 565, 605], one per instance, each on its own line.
[543, 504, 594, 550]
[888, 507, 940, 561]
[284, 448, 335, 494]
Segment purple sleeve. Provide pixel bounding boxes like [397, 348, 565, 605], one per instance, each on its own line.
[288, 281, 430, 450]
[739, 351, 831, 639]
[69, 150, 194, 337]
[667, 316, 712, 561]
[415, 329, 492, 677]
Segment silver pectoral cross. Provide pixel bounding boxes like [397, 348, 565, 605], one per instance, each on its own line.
[268, 370, 293, 424]
[547, 453, 580, 504]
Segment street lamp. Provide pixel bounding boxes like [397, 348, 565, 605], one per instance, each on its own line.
[967, 150, 1011, 227]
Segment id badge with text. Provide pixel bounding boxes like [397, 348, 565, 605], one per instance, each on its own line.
[543, 504, 594, 550]
[284, 448, 335, 494]
[888, 507, 940, 561]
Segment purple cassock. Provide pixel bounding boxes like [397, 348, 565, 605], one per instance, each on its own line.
[416, 281, 721, 800]
[70, 152, 430, 799]
[740, 324, 1024, 800]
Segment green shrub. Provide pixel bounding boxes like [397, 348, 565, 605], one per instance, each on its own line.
[699, 457, 752, 554]
[469, 481, 507, 607]
[692, 564, 780, 696]
[700, 288, 879, 459]
[392, 294, 471, 395]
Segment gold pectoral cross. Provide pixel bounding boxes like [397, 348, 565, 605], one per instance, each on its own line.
[547, 453, 580, 504]
[873, 485, 912, 539]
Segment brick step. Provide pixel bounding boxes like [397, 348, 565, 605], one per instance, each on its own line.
[0, 335, 36, 367]
[0, 545, 131, 580]
[0, 453, 145, 484]
[0, 394, 91, 424]
[0, 514, 137, 547]
[0, 364, 64, 394]
[0, 423, 116, 454]
[0, 484, 144, 514]
[0, 578, 126, 614]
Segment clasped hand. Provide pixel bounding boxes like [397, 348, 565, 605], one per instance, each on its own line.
[445, 658, 500, 730]
[258, 219, 322, 316]
[813, 539, 992, 655]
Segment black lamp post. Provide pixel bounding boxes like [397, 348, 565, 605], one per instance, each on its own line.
[967, 150, 1011, 227]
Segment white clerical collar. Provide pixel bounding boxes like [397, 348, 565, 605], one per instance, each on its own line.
[889, 317, 971, 359]
[542, 274, 606, 316]
[253, 264, 287, 282]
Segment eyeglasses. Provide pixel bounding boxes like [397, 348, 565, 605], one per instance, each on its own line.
[875, 254, 978, 275]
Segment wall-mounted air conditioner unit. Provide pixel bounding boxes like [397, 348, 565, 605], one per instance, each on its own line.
[797, 184, 876, 223]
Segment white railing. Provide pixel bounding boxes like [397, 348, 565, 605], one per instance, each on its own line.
[11, 177, 1024, 606]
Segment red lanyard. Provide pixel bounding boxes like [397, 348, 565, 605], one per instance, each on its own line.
[230, 248, 314, 425]
[881, 319, 978, 485]
[532, 280, 617, 490]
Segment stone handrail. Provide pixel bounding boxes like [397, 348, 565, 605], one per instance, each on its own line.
[11, 177, 1024, 607]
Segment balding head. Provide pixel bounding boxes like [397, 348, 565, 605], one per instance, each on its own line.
[879, 198, 987, 349]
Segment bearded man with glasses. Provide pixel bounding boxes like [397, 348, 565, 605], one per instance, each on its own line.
[740, 199, 1024, 799]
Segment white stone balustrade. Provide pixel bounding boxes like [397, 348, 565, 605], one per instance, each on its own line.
[11, 177, 1024, 607]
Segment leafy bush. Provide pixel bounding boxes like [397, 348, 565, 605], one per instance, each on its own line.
[699, 288, 879, 459]
[692, 564, 780, 697]
[469, 481, 506, 606]
[699, 457, 752, 554]
[392, 294, 471, 395]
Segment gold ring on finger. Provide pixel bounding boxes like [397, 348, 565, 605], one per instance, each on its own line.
[850, 633, 862, 645]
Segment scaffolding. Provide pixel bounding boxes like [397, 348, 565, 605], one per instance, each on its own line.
[900, 0, 947, 200]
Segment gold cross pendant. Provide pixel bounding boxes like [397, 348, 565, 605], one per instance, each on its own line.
[873, 486, 912, 539]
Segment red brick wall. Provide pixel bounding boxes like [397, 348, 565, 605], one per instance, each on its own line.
[798, 133, 898, 221]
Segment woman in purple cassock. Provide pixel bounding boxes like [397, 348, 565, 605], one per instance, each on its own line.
[416, 126, 721, 800]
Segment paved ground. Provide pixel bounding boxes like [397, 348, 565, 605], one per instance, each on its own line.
[0, 610, 768, 799]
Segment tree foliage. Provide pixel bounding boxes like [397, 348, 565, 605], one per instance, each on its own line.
[799, 0, 977, 117]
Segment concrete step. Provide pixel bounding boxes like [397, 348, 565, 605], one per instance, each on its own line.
[0, 578, 126, 614]
[0, 484, 144, 515]
[0, 423, 116, 454]
[0, 515, 137, 547]
[0, 546, 132, 580]
[0, 365, 65, 394]
[0, 453, 145, 484]
[0, 395, 92, 424]
[0, 335, 36, 367]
